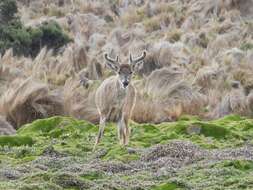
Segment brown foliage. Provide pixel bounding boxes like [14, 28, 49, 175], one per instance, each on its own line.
[63, 76, 100, 123]
[0, 78, 64, 129]
[0, 0, 253, 126]
[0, 115, 16, 135]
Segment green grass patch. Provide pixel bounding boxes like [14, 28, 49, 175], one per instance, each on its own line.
[0, 135, 34, 147]
[80, 171, 104, 180]
[3, 114, 253, 158]
[1, 115, 253, 189]
[171, 160, 253, 190]
[151, 182, 183, 190]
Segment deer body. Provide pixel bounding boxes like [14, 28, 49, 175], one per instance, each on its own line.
[93, 51, 146, 149]
[95, 75, 136, 121]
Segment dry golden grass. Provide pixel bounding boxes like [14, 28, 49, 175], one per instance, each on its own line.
[63, 76, 100, 123]
[143, 16, 161, 32]
[121, 7, 145, 27]
[165, 29, 183, 43]
[211, 86, 249, 119]
[0, 0, 252, 129]
[0, 115, 16, 135]
[0, 78, 64, 129]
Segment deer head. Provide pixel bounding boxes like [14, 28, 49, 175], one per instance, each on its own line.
[104, 51, 146, 88]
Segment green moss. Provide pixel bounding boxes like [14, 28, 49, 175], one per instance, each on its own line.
[170, 160, 253, 190]
[1, 115, 253, 189]
[18, 117, 63, 136]
[2, 114, 253, 156]
[80, 171, 104, 180]
[22, 172, 53, 183]
[178, 115, 200, 121]
[19, 183, 61, 190]
[103, 145, 139, 161]
[151, 182, 182, 190]
[18, 116, 95, 138]
[0, 135, 34, 147]
[194, 122, 229, 139]
[223, 160, 253, 171]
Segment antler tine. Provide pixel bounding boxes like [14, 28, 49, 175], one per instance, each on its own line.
[129, 52, 133, 63]
[130, 51, 146, 64]
[105, 53, 119, 64]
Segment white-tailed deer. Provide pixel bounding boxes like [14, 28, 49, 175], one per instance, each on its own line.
[93, 51, 146, 150]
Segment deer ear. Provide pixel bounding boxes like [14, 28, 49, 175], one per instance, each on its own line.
[105, 60, 119, 72]
[129, 51, 146, 72]
[131, 60, 144, 72]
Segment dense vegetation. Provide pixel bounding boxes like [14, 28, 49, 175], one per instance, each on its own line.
[1, 115, 253, 189]
[0, 0, 71, 57]
[0, 0, 252, 189]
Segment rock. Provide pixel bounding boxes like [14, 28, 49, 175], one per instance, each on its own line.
[187, 125, 201, 135]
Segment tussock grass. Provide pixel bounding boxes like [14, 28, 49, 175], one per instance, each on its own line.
[0, 0, 252, 127]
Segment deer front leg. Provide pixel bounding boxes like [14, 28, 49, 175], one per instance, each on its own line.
[123, 118, 130, 145]
[118, 117, 130, 146]
[117, 119, 125, 145]
[93, 116, 106, 151]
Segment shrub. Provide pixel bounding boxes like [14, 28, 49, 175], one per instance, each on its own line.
[240, 42, 253, 51]
[0, 0, 71, 57]
[0, 20, 71, 57]
[0, 0, 18, 24]
[29, 21, 71, 57]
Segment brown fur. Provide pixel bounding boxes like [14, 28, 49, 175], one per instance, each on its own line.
[94, 74, 136, 149]
[93, 52, 146, 150]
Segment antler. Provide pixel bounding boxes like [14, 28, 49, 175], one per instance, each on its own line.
[105, 53, 119, 64]
[129, 51, 146, 65]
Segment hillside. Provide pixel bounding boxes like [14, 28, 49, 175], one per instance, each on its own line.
[0, 0, 251, 128]
[1, 115, 253, 189]
[0, 0, 253, 189]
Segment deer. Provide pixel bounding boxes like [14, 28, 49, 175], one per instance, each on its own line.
[93, 51, 146, 150]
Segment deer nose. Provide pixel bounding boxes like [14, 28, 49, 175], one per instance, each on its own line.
[123, 81, 129, 88]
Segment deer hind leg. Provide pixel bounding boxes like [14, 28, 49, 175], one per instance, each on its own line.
[93, 115, 106, 151]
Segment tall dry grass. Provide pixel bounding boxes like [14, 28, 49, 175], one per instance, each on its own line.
[0, 78, 64, 128]
[0, 0, 252, 131]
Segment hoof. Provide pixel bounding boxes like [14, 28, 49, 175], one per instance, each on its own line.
[119, 139, 124, 146]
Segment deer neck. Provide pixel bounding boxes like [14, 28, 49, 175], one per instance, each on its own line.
[116, 78, 128, 100]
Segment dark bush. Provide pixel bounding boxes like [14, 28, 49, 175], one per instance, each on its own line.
[30, 21, 71, 57]
[0, 0, 18, 24]
[240, 42, 253, 51]
[0, 0, 71, 57]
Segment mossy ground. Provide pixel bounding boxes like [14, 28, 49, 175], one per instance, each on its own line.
[0, 115, 253, 189]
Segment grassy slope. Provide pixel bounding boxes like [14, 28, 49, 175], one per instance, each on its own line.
[0, 115, 253, 189]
